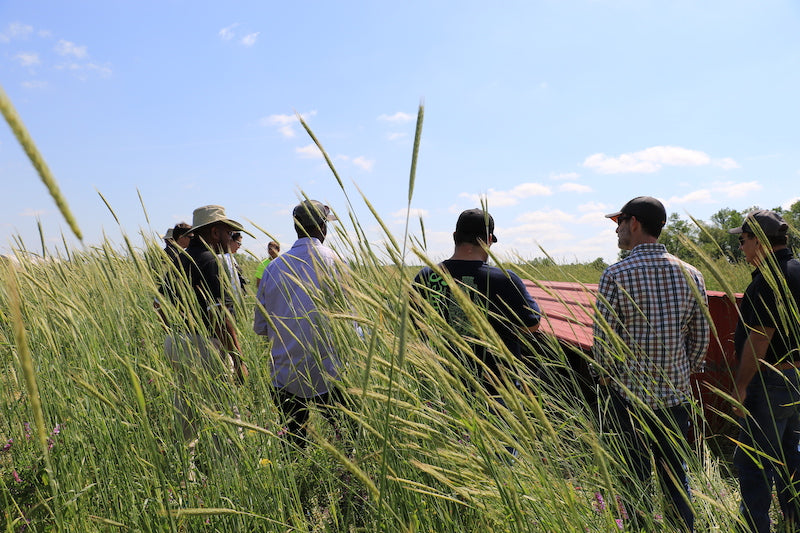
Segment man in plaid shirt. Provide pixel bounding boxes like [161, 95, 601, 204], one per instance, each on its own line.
[593, 196, 710, 532]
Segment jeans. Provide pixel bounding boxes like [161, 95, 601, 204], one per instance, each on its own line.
[604, 387, 694, 531]
[735, 368, 800, 533]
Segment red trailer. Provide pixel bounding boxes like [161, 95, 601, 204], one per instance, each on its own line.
[523, 280, 742, 439]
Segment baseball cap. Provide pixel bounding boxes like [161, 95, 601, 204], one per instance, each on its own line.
[605, 196, 667, 229]
[293, 200, 338, 229]
[455, 209, 498, 244]
[727, 209, 788, 237]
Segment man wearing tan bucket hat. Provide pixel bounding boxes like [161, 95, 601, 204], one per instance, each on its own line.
[163, 204, 249, 469]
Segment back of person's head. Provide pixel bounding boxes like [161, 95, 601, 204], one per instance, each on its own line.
[605, 196, 667, 238]
[172, 222, 192, 241]
[453, 209, 499, 246]
[293, 200, 337, 238]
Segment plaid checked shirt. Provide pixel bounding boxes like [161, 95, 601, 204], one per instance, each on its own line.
[592, 243, 710, 409]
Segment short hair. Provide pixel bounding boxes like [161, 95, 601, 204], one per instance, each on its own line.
[172, 222, 192, 240]
[640, 218, 664, 239]
[268, 241, 280, 250]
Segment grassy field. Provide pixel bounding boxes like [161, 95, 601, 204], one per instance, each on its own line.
[0, 233, 756, 532]
[0, 102, 763, 531]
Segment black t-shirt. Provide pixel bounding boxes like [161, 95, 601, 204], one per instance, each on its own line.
[414, 260, 541, 393]
[161, 238, 233, 335]
[735, 248, 800, 364]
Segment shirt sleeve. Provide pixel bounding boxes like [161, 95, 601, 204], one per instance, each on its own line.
[686, 270, 711, 373]
[592, 269, 618, 372]
[506, 271, 541, 327]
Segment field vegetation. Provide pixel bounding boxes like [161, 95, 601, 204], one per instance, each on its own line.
[0, 101, 789, 531]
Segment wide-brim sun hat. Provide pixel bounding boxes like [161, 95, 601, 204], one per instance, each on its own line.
[190, 205, 251, 236]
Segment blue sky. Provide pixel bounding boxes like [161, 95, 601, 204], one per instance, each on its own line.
[1, 0, 799, 264]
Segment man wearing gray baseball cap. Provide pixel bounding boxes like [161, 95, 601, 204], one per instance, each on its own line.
[254, 199, 343, 448]
[728, 209, 800, 532]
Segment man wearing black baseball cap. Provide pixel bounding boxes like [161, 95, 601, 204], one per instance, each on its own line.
[413, 208, 540, 399]
[593, 196, 709, 531]
[727, 209, 800, 532]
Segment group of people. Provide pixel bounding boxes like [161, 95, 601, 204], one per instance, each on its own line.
[592, 197, 800, 532]
[155, 195, 800, 532]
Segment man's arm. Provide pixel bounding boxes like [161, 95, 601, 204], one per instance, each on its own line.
[686, 272, 711, 372]
[592, 270, 618, 381]
[732, 326, 775, 416]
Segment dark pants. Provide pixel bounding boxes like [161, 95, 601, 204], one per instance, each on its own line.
[604, 387, 694, 531]
[735, 369, 800, 533]
[274, 387, 342, 448]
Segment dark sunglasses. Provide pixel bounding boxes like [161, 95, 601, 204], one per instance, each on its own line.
[616, 214, 632, 226]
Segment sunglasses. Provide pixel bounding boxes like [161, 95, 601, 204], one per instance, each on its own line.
[738, 236, 747, 245]
[616, 215, 632, 226]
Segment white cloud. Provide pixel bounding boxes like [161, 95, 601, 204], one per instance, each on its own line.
[391, 207, 428, 220]
[577, 211, 611, 225]
[296, 143, 323, 159]
[714, 157, 740, 170]
[582, 146, 737, 174]
[715, 180, 761, 198]
[460, 183, 552, 207]
[352, 156, 374, 171]
[665, 181, 762, 205]
[578, 201, 611, 213]
[21, 80, 47, 89]
[240, 32, 259, 47]
[14, 52, 39, 66]
[666, 190, 714, 204]
[260, 110, 317, 138]
[378, 112, 414, 123]
[387, 132, 407, 141]
[782, 197, 800, 210]
[1, 22, 34, 42]
[549, 171, 580, 181]
[20, 208, 46, 217]
[515, 209, 574, 224]
[54, 40, 88, 58]
[502, 221, 574, 245]
[219, 23, 239, 40]
[55, 61, 112, 79]
[559, 182, 592, 193]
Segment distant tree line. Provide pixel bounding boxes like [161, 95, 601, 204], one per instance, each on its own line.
[647, 200, 800, 264]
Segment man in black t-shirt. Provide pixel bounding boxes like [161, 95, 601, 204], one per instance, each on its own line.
[729, 209, 800, 532]
[414, 209, 541, 396]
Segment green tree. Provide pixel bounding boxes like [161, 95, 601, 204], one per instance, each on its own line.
[660, 213, 702, 264]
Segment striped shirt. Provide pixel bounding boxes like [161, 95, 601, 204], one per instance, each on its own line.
[592, 243, 710, 408]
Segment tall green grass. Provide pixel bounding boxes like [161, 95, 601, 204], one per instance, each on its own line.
[0, 100, 774, 532]
[1, 208, 754, 532]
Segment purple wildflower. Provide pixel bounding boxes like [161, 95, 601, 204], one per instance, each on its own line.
[51, 424, 61, 436]
[23, 422, 31, 439]
[12, 469, 22, 483]
[594, 491, 606, 512]
[616, 519, 624, 530]
[615, 495, 629, 520]
[1, 439, 11, 453]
